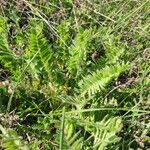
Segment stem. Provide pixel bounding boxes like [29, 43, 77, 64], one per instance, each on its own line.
[59, 107, 65, 150]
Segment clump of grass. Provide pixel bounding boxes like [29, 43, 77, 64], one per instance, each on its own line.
[0, 0, 149, 149]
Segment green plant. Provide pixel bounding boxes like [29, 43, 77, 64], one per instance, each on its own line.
[0, 0, 149, 149]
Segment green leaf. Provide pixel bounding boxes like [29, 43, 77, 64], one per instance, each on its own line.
[67, 29, 91, 74]
[79, 63, 130, 97]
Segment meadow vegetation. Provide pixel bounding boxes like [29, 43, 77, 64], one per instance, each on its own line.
[0, 0, 150, 149]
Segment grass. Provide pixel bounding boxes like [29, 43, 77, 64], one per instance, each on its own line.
[0, 0, 149, 149]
